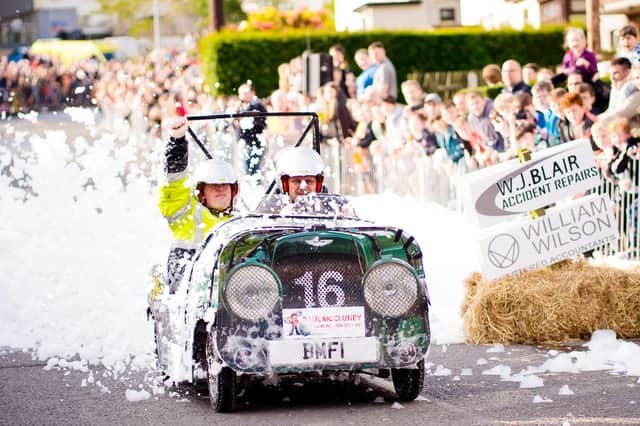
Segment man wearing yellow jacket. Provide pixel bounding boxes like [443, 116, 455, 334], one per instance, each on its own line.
[159, 117, 238, 292]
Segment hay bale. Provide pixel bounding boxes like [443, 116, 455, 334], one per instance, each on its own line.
[462, 259, 640, 344]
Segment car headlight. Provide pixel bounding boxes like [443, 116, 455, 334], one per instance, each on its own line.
[224, 264, 280, 321]
[363, 260, 418, 318]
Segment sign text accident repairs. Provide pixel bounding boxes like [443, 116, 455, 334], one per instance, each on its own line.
[460, 139, 619, 280]
[462, 139, 601, 228]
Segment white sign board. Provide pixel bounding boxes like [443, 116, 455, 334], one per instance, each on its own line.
[282, 306, 365, 338]
[478, 194, 619, 280]
[460, 139, 600, 228]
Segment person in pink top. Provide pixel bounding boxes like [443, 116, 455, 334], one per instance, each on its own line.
[560, 27, 598, 83]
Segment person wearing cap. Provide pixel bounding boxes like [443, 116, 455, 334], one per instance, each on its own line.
[158, 116, 239, 292]
[277, 146, 325, 203]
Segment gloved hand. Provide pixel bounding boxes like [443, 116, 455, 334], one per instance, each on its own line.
[169, 117, 188, 139]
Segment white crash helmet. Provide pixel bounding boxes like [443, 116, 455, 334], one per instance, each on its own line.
[193, 159, 239, 205]
[277, 146, 325, 193]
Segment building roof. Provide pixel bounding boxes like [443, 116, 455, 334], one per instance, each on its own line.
[353, 0, 421, 13]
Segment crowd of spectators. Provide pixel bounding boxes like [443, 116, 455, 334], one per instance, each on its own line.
[2, 24, 640, 251]
[0, 53, 98, 116]
[268, 25, 640, 252]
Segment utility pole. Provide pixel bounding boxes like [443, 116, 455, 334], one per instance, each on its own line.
[209, 0, 225, 32]
[153, 0, 161, 50]
[586, 0, 601, 54]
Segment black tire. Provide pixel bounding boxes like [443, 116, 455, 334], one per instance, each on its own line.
[391, 359, 424, 401]
[206, 334, 237, 412]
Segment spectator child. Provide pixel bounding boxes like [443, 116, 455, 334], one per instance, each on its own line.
[559, 92, 597, 145]
[466, 90, 504, 152]
[481, 64, 502, 87]
[556, 27, 598, 85]
[523, 63, 539, 84]
[577, 82, 601, 117]
[618, 24, 640, 65]
[547, 87, 567, 146]
[567, 72, 584, 93]
[537, 68, 554, 83]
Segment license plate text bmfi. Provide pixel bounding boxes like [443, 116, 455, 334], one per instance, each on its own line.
[303, 340, 345, 360]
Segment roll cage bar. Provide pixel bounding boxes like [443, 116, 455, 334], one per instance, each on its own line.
[185, 111, 321, 194]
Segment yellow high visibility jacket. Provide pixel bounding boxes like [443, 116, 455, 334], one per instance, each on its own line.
[158, 175, 230, 249]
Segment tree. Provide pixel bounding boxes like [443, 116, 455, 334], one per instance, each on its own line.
[96, 0, 153, 35]
[189, 0, 246, 24]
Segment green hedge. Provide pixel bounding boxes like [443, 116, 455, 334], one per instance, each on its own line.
[199, 27, 566, 98]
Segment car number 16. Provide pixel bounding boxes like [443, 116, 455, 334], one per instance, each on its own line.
[293, 271, 345, 308]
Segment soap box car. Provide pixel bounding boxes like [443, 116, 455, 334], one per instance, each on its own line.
[149, 192, 431, 411]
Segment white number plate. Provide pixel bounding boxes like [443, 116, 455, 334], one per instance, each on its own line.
[269, 337, 379, 367]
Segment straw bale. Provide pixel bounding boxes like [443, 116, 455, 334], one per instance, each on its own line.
[461, 259, 640, 344]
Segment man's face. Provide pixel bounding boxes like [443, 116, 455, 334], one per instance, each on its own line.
[238, 85, 254, 102]
[368, 47, 384, 63]
[620, 34, 638, 52]
[611, 64, 630, 84]
[501, 61, 522, 87]
[288, 176, 317, 202]
[201, 183, 232, 210]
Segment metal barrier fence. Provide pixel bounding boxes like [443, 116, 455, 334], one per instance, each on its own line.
[95, 104, 638, 262]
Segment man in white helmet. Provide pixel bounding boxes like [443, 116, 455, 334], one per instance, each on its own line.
[278, 146, 325, 202]
[158, 116, 238, 292]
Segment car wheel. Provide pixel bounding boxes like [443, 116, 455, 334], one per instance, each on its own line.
[391, 359, 424, 401]
[206, 334, 237, 412]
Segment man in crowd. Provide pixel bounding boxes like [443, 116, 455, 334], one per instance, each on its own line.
[354, 48, 377, 100]
[466, 90, 505, 153]
[329, 44, 353, 97]
[368, 41, 397, 101]
[501, 59, 532, 95]
[606, 57, 638, 114]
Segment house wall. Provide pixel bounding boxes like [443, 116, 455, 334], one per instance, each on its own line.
[335, 0, 460, 31]
[35, 8, 78, 38]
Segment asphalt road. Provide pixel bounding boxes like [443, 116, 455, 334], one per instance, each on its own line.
[2, 341, 640, 426]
